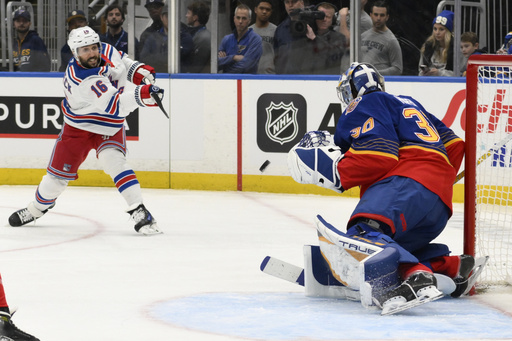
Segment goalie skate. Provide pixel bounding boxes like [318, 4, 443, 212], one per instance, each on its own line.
[375, 272, 443, 315]
[457, 256, 489, 297]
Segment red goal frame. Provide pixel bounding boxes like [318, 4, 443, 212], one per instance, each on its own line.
[464, 54, 512, 257]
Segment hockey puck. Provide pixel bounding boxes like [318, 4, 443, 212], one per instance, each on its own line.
[259, 160, 271, 172]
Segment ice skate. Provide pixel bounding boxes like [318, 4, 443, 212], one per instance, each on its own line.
[0, 311, 40, 341]
[450, 255, 475, 298]
[452, 255, 489, 298]
[8, 202, 54, 227]
[375, 271, 443, 315]
[128, 203, 162, 235]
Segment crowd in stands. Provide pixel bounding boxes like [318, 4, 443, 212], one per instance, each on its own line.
[7, 0, 512, 76]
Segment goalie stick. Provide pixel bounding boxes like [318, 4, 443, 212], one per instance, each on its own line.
[260, 256, 304, 286]
[261, 255, 488, 315]
[454, 132, 512, 183]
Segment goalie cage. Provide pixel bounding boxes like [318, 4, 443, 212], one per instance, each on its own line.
[465, 54, 512, 286]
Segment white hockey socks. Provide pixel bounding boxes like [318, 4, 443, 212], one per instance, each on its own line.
[98, 148, 143, 207]
[33, 174, 68, 211]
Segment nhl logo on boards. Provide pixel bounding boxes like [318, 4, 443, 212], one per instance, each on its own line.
[265, 101, 298, 145]
[257, 93, 306, 152]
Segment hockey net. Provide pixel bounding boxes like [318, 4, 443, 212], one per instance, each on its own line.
[465, 54, 512, 285]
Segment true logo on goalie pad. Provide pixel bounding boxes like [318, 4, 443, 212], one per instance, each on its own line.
[318, 236, 377, 262]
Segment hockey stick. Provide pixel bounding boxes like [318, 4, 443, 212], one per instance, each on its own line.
[143, 78, 169, 119]
[454, 132, 512, 183]
[151, 91, 169, 119]
[260, 256, 305, 286]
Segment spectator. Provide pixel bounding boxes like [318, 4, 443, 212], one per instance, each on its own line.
[305, 2, 347, 74]
[249, 1, 277, 74]
[139, 0, 165, 53]
[59, 9, 88, 71]
[185, 1, 211, 73]
[338, 0, 372, 72]
[419, 10, 454, 77]
[218, 4, 262, 74]
[139, 3, 193, 72]
[100, 4, 139, 58]
[496, 31, 512, 54]
[338, 0, 372, 46]
[360, 1, 402, 75]
[273, 0, 309, 74]
[12, 8, 51, 72]
[460, 31, 485, 76]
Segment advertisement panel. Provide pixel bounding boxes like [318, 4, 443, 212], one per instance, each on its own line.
[0, 76, 169, 172]
[242, 78, 467, 177]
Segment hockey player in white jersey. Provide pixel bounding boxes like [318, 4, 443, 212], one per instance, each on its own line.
[8, 26, 163, 235]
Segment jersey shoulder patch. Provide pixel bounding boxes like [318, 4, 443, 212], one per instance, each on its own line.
[346, 96, 362, 114]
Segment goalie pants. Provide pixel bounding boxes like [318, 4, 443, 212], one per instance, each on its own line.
[348, 175, 451, 263]
[33, 123, 142, 212]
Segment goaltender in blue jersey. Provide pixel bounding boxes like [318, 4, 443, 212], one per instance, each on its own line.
[287, 62, 484, 315]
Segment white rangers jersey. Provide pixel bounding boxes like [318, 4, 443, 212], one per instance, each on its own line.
[62, 42, 145, 136]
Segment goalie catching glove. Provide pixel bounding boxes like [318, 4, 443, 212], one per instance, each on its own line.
[287, 131, 344, 193]
[139, 85, 164, 107]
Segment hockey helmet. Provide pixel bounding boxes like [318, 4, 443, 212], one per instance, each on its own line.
[68, 26, 101, 61]
[336, 62, 385, 105]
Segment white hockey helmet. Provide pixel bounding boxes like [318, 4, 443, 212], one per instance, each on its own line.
[68, 26, 101, 60]
[336, 62, 385, 105]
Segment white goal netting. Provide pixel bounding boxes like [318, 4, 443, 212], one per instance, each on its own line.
[473, 64, 512, 285]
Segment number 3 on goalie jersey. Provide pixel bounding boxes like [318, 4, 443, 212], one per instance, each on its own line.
[402, 108, 440, 143]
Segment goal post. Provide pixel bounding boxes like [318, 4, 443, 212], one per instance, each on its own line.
[465, 54, 512, 285]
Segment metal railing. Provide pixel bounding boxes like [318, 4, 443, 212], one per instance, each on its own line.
[1, 1, 509, 74]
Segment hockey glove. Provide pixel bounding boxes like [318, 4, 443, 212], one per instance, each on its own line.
[297, 130, 333, 148]
[287, 144, 344, 193]
[140, 85, 164, 107]
[132, 63, 156, 85]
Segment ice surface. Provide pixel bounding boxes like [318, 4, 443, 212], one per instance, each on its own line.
[1, 185, 511, 341]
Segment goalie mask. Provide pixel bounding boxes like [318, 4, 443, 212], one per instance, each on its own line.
[68, 26, 101, 62]
[336, 62, 385, 106]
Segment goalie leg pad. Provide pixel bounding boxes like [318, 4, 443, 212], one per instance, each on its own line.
[315, 215, 403, 291]
[303, 245, 360, 301]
